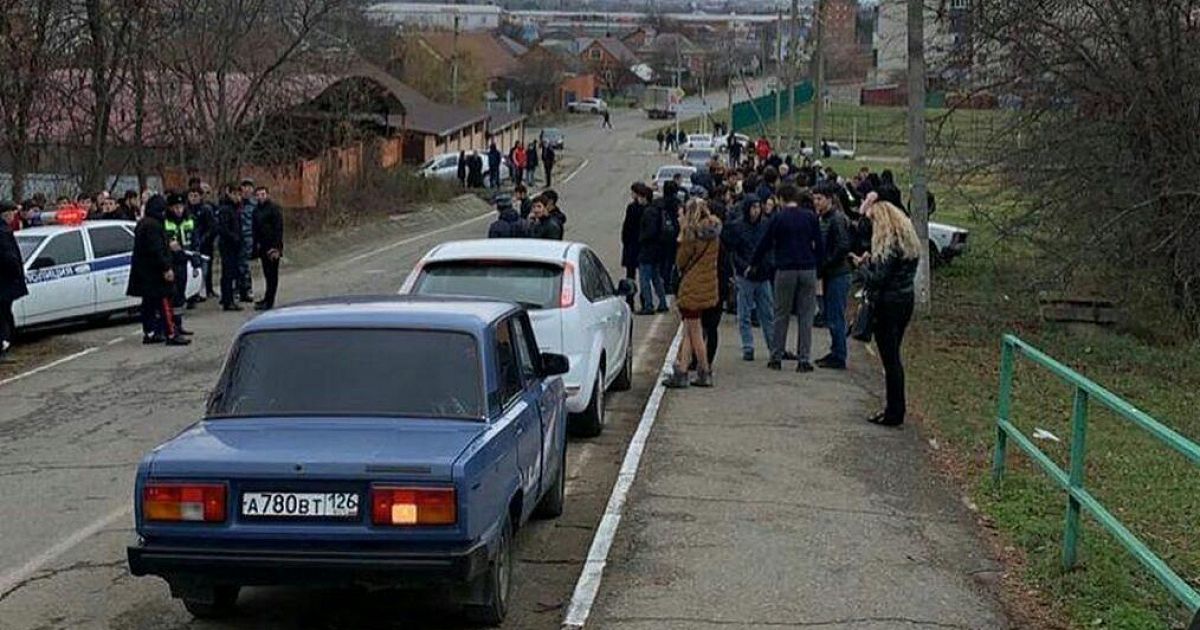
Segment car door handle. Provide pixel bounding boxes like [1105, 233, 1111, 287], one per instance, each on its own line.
[73, 264, 91, 275]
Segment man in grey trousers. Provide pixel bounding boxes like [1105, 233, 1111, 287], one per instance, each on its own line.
[748, 184, 824, 372]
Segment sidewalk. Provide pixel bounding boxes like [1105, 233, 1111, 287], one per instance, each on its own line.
[590, 319, 1011, 629]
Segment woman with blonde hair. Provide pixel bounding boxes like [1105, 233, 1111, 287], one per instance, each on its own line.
[851, 192, 920, 426]
[663, 198, 722, 388]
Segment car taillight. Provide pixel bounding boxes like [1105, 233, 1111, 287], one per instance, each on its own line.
[143, 483, 226, 522]
[371, 487, 456, 526]
[560, 262, 576, 308]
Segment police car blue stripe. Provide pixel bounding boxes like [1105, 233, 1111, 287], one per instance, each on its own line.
[25, 254, 131, 285]
[90, 254, 133, 272]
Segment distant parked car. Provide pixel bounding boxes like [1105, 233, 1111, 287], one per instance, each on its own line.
[567, 98, 608, 114]
[127, 296, 570, 625]
[801, 141, 856, 160]
[540, 128, 565, 150]
[680, 133, 715, 151]
[681, 148, 717, 171]
[403, 239, 635, 437]
[418, 151, 509, 186]
[928, 222, 969, 265]
[652, 165, 697, 193]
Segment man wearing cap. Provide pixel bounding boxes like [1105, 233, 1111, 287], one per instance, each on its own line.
[487, 193, 528, 239]
[162, 193, 196, 332]
[0, 201, 28, 362]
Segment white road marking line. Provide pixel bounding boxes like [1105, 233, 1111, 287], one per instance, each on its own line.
[562, 324, 684, 630]
[106, 337, 125, 346]
[560, 159, 590, 185]
[342, 211, 494, 266]
[0, 347, 100, 388]
[0, 504, 129, 599]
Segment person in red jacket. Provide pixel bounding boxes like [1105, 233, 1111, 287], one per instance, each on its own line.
[512, 141, 527, 186]
[755, 136, 772, 165]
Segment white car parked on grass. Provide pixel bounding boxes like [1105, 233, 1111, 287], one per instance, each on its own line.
[402, 239, 635, 437]
[14, 219, 203, 329]
[928, 222, 969, 265]
[802, 141, 857, 160]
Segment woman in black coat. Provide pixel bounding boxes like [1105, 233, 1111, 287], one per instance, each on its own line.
[127, 195, 188, 345]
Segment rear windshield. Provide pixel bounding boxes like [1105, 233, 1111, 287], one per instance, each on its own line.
[414, 261, 562, 310]
[207, 329, 484, 420]
[16, 235, 45, 263]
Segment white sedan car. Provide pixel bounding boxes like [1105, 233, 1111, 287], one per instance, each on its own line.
[14, 219, 202, 329]
[802, 141, 857, 160]
[680, 133, 715, 151]
[401, 239, 635, 437]
[652, 165, 697, 193]
[417, 151, 510, 185]
[567, 97, 608, 114]
[713, 133, 750, 152]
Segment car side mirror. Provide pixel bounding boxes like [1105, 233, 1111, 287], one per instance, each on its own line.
[29, 257, 55, 271]
[540, 353, 570, 377]
[616, 279, 637, 298]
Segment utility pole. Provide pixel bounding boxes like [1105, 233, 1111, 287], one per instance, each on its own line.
[812, 0, 826, 151]
[786, 0, 799, 150]
[774, 11, 783, 149]
[451, 13, 460, 105]
[907, 0, 931, 311]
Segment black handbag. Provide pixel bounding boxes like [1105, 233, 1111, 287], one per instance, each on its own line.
[850, 295, 875, 342]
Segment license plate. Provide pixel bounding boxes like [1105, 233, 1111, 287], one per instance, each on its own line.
[241, 492, 359, 518]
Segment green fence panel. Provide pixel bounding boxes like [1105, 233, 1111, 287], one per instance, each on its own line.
[731, 80, 814, 134]
[992, 334, 1200, 616]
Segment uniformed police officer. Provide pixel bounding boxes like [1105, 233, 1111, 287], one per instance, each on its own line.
[127, 195, 189, 346]
[162, 193, 195, 336]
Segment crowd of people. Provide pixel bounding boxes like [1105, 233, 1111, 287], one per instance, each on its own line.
[458, 134, 558, 190]
[0, 177, 284, 355]
[620, 136, 921, 427]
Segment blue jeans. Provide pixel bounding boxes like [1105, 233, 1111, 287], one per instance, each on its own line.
[638, 262, 667, 311]
[823, 273, 851, 363]
[736, 275, 775, 354]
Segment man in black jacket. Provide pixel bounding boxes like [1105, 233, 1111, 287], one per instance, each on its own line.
[636, 187, 668, 314]
[251, 187, 284, 311]
[215, 184, 244, 311]
[814, 182, 853, 369]
[186, 187, 215, 300]
[0, 201, 28, 362]
[541, 143, 556, 187]
[487, 194, 528, 238]
[527, 196, 563, 240]
[127, 195, 189, 345]
[621, 183, 651, 308]
[722, 194, 775, 361]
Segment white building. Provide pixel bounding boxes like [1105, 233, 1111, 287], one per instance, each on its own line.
[871, 0, 969, 84]
[366, 3, 502, 31]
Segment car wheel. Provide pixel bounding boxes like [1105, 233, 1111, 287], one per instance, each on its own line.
[533, 448, 566, 519]
[464, 516, 513, 626]
[570, 370, 605, 438]
[181, 585, 239, 619]
[610, 327, 634, 392]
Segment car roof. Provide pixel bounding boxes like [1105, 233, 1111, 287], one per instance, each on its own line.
[656, 165, 697, 174]
[15, 220, 134, 237]
[422, 239, 578, 265]
[240, 295, 519, 335]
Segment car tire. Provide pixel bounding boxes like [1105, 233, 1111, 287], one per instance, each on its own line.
[570, 370, 605, 438]
[533, 448, 566, 519]
[181, 585, 239, 619]
[610, 328, 634, 392]
[464, 517, 513, 626]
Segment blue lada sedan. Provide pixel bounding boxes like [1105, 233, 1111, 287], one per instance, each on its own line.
[127, 295, 570, 625]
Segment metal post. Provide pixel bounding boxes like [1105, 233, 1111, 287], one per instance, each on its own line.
[992, 339, 1015, 483]
[812, 0, 825, 151]
[451, 13, 461, 105]
[1062, 387, 1090, 569]
[775, 11, 783, 149]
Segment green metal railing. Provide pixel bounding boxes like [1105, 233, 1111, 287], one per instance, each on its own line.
[991, 334, 1200, 614]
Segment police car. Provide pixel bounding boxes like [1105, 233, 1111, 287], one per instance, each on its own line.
[13, 213, 203, 329]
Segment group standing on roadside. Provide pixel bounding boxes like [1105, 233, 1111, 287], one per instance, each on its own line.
[621, 133, 921, 427]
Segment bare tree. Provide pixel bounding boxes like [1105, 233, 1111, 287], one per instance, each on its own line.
[0, 0, 72, 201]
[954, 0, 1200, 332]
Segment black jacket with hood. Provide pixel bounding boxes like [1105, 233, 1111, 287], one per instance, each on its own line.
[126, 195, 173, 299]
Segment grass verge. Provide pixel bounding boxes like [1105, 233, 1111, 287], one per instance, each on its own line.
[907, 179, 1200, 629]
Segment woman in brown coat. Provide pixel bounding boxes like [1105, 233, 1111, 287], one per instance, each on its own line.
[664, 198, 722, 388]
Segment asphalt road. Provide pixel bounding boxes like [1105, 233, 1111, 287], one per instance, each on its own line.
[0, 100, 704, 630]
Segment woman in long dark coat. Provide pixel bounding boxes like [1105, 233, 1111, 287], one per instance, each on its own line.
[127, 195, 188, 345]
